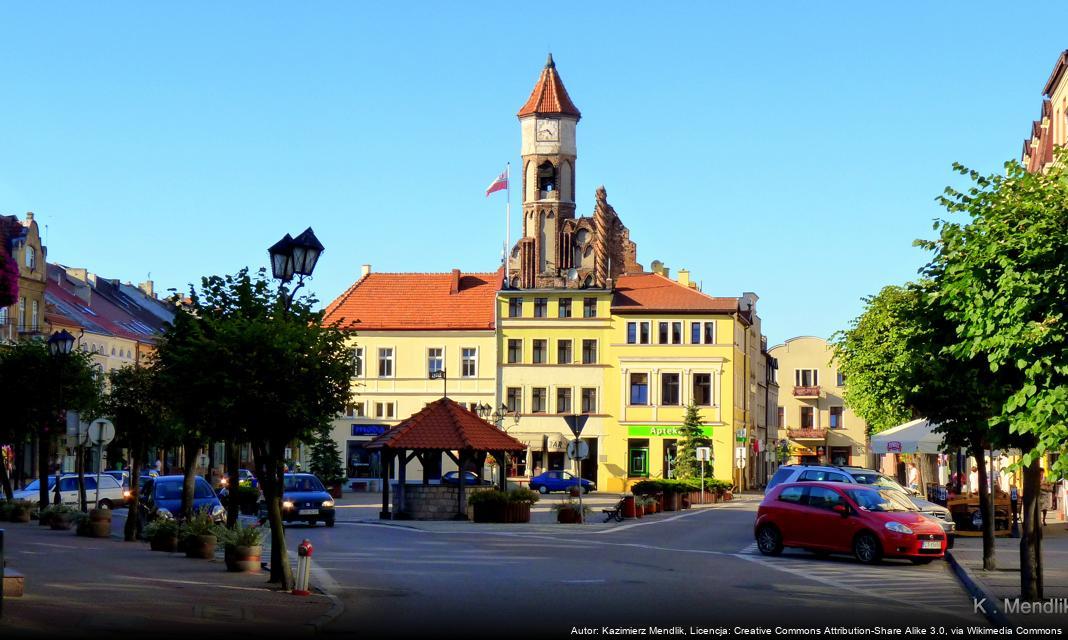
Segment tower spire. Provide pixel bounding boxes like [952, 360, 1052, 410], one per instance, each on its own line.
[546, 52, 555, 68]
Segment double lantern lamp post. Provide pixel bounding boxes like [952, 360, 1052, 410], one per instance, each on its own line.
[267, 227, 325, 309]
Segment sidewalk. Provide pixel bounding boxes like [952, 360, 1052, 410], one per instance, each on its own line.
[0, 518, 334, 638]
[948, 522, 1068, 628]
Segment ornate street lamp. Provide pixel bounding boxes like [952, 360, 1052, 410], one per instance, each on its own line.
[268, 228, 325, 311]
[48, 329, 77, 508]
[290, 227, 325, 278]
[47, 329, 75, 357]
[268, 234, 295, 282]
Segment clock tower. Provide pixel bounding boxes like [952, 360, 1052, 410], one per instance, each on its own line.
[515, 54, 581, 284]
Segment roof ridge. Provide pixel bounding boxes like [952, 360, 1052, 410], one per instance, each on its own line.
[643, 271, 739, 304]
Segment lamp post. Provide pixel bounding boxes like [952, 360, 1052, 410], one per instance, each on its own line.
[47, 330, 76, 508]
[268, 227, 325, 312]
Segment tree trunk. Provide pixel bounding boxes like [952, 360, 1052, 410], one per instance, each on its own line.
[180, 439, 199, 521]
[0, 454, 13, 500]
[225, 441, 239, 528]
[973, 446, 996, 571]
[1020, 458, 1043, 600]
[125, 454, 143, 541]
[255, 442, 293, 590]
[37, 431, 50, 508]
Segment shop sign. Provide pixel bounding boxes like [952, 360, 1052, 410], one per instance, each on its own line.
[789, 444, 816, 456]
[886, 441, 902, 453]
[351, 424, 387, 437]
[628, 425, 714, 438]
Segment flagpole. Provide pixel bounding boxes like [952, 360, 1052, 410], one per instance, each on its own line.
[505, 162, 511, 287]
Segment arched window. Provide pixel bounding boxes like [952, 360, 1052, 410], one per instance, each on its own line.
[25, 246, 35, 270]
[537, 161, 557, 195]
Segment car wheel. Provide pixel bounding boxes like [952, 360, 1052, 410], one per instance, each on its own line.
[537, 485, 548, 494]
[325, 518, 335, 528]
[581, 486, 590, 494]
[910, 557, 935, 565]
[756, 525, 783, 556]
[853, 532, 882, 564]
[97, 499, 113, 510]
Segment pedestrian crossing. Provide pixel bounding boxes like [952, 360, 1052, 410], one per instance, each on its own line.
[735, 545, 978, 621]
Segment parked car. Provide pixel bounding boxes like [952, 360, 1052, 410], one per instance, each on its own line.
[529, 470, 595, 494]
[269, 473, 335, 527]
[138, 475, 226, 526]
[765, 464, 955, 547]
[755, 481, 947, 564]
[14, 473, 126, 509]
[440, 471, 492, 487]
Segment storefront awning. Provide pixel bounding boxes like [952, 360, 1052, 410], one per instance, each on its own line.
[870, 418, 943, 454]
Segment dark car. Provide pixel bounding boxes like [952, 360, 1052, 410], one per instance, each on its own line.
[530, 470, 595, 494]
[275, 473, 335, 527]
[440, 471, 492, 486]
[139, 475, 226, 526]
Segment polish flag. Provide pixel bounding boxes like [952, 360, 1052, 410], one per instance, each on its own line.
[485, 168, 508, 197]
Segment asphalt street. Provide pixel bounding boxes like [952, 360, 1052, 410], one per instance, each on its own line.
[274, 495, 984, 637]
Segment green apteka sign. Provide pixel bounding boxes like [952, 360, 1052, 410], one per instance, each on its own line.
[627, 425, 714, 438]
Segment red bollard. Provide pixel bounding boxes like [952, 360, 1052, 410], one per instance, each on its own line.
[293, 539, 314, 596]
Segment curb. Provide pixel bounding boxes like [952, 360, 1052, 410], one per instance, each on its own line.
[309, 590, 345, 633]
[945, 550, 1012, 628]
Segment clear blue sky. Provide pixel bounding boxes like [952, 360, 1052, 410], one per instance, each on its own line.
[2, 3, 1065, 345]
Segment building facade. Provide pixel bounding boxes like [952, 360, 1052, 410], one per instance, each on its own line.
[1, 213, 47, 342]
[768, 336, 869, 468]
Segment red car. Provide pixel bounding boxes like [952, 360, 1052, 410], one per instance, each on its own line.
[754, 481, 947, 564]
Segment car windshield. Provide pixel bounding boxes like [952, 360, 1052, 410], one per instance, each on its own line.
[23, 478, 57, 491]
[156, 479, 215, 500]
[284, 476, 325, 492]
[851, 472, 907, 492]
[846, 488, 918, 512]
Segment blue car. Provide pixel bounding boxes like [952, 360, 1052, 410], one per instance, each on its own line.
[529, 471, 595, 495]
[277, 473, 335, 527]
[441, 471, 491, 486]
[138, 475, 226, 525]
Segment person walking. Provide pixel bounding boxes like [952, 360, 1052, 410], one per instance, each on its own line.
[1040, 480, 1053, 526]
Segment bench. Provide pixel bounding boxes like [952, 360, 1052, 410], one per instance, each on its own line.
[602, 497, 626, 523]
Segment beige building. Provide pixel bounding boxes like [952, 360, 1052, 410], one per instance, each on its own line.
[1, 212, 47, 342]
[768, 336, 869, 468]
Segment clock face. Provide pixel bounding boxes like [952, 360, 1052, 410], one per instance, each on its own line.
[536, 119, 559, 141]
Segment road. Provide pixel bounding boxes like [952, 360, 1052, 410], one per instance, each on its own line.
[274, 495, 983, 636]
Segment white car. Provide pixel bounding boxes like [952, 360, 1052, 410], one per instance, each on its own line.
[14, 473, 127, 509]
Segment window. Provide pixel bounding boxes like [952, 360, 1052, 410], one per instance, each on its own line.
[628, 440, 650, 477]
[658, 322, 669, 344]
[829, 406, 844, 429]
[352, 347, 364, 377]
[532, 339, 547, 364]
[627, 322, 637, 344]
[671, 322, 683, 344]
[661, 373, 680, 405]
[630, 373, 649, 405]
[836, 371, 846, 386]
[800, 406, 815, 429]
[778, 486, 805, 504]
[506, 387, 522, 413]
[534, 298, 548, 318]
[18, 297, 25, 327]
[693, 373, 712, 406]
[531, 388, 547, 413]
[795, 369, 818, 386]
[799, 470, 847, 483]
[25, 246, 35, 270]
[344, 403, 365, 418]
[581, 339, 597, 364]
[691, 322, 701, 344]
[377, 348, 394, 377]
[639, 321, 650, 344]
[556, 388, 572, 414]
[557, 339, 572, 364]
[507, 339, 522, 364]
[703, 322, 715, 344]
[461, 348, 477, 377]
[777, 406, 784, 428]
[0, 307, 7, 325]
[30, 300, 38, 330]
[558, 298, 572, 318]
[427, 348, 444, 376]
[508, 298, 522, 318]
[583, 297, 597, 318]
[375, 402, 396, 419]
[581, 388, 597, 413]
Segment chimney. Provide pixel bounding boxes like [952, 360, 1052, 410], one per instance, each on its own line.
[25, 211, 34, 223]
[650, 260, 670, 278]
[361, 264, 371, 278]
[449, 269, 461, 295]
[677, 269, 691, 288]
[139, 280, 155, 298]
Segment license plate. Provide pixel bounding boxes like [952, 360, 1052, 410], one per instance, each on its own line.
[921, 540, 941, 550]
[298, 509, 318, 515]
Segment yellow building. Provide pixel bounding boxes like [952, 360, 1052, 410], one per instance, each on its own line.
[1, 212, 47, 342]
[323, 267, 500, 483]
[768, 336, 870, 468]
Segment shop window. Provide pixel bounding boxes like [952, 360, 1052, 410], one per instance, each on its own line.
[628, 440, 650, 478]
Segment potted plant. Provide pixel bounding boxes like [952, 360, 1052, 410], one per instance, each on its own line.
[468, 489, 509, 523]
[622, 494, 636, 518]
[144, 518, 180, 552]
[182, 511, 220, 559]
[88, 505, 112, 538]
[506, 488, 539, 523]
[221, 521, 264, 573]
[552, 499, 589, 524]
[42, 504, 79, 530]
[9, 500, 32, 523]
[236, 484, 262, 515]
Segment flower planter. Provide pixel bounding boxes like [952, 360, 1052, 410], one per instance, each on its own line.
[723, 491, 733, 501]
[664, 493, 680, 512]
[556, 508, 582, 524]
[87, 509, 112, 537]
[472, 502, 507, 523]
[50, 515, 73, 530]
[635, 505, 644, 518]
[11, 506, 31, 523]
[225, 544, 262, 573]
[681, 496, 691, 510]
[185, 534, 218, 559]
[507, 503, 531, 523]
[328, 484, 343, 500]
[150, 535, 179, 552]
[656, 493, 665, 512]
[622, 495, 636, 518]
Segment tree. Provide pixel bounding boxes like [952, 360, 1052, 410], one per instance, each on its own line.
[105, 363, 175, 541]
[308, 426, 345, 488]
[674, 402, 711, 481]
[0, 340, 100, 507]
[922, 155, 1068, 600]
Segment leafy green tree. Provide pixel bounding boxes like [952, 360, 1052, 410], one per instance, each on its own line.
[308, 426, 345, 487]
[674, 402, 711, 481]
[0, 340, 100, 506]
[922, 155, 1068, 599]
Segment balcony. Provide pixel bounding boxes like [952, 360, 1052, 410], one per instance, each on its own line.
[787, 427, 827, 440]
[16, 324, 42, 336]
[793, 385, 820, 399]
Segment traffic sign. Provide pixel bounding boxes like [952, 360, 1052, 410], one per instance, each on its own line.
[566, 440, 590, 460]
[696, 446, 712, 461]
[87, 418, 115, 447]
[563, 414, 589, 438]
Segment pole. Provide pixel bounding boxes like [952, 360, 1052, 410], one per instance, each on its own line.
[701, 458, 705, 502]
[504, 162, 510, 286]
[95, 438, 102, 508]
[574, 440, 583, 525]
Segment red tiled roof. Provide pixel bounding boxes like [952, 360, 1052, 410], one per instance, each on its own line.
[365, 398, 528, 452]
[611, 272, 739, 314]
[322, 269, 501, 331]
[517, 54, 581, 120]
